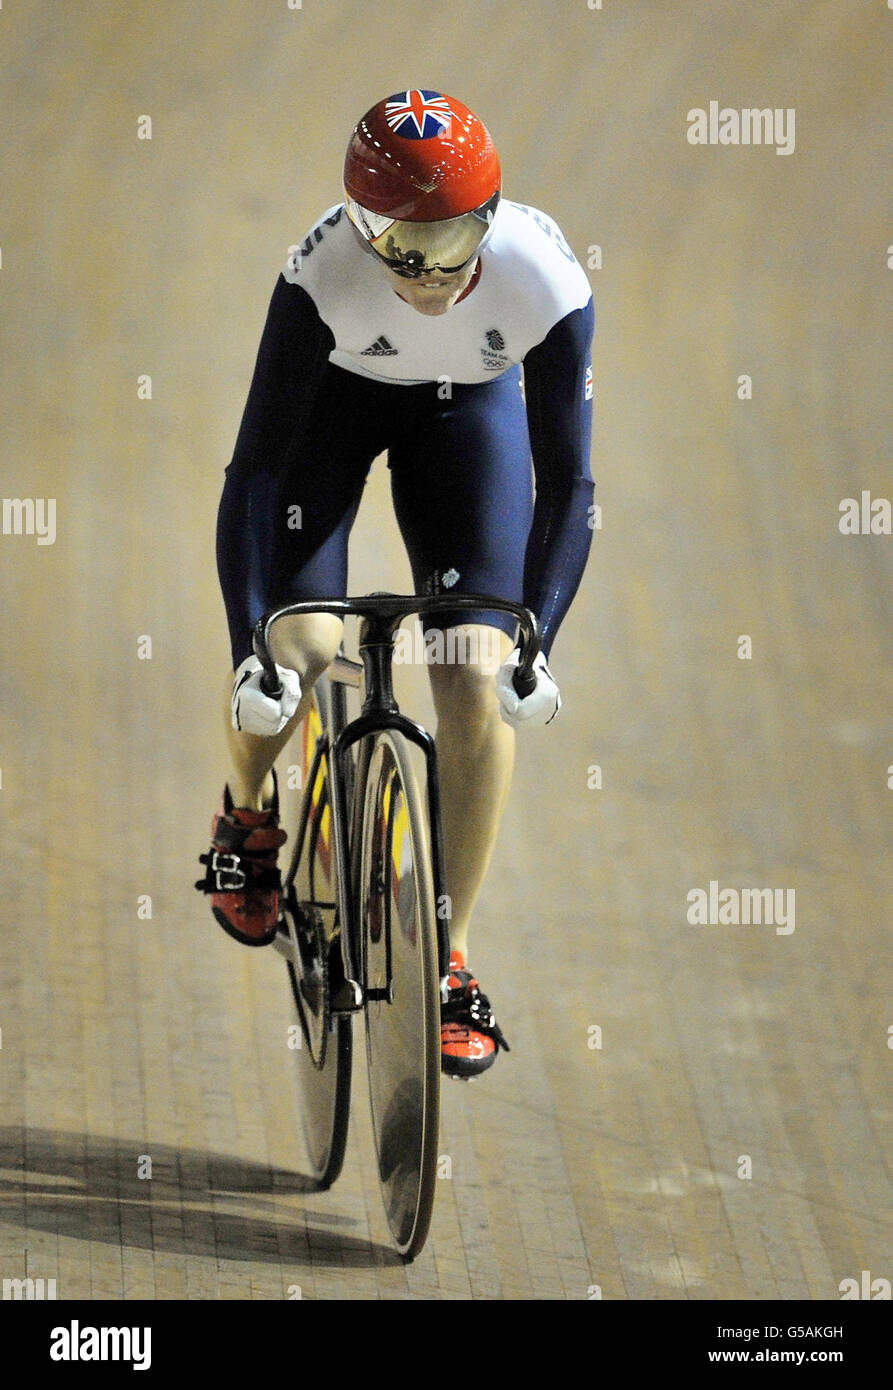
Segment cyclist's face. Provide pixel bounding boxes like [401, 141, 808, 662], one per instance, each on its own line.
[380, 259, 478, 316]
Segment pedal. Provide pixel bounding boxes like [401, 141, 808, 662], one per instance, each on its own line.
[330, 977, 364, 1013]
[326, 925, 364, 1012]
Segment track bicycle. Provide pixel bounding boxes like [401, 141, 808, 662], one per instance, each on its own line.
[255, 592, 539, 1260]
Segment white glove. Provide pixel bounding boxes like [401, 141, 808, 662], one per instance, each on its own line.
[231, 656, 302, 736]
[495, 648, 561, 729]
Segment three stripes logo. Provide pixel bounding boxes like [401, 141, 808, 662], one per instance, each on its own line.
[361, 335, 399, 357]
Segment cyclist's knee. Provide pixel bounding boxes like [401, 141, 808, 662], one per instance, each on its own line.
[271, 612, 343, 686]
[428, 626, 509, 720]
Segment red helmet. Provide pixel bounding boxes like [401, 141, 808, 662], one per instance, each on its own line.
[343, 89, 501, 277]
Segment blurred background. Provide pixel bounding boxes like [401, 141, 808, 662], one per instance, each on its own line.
[0, 0, 889, 1299]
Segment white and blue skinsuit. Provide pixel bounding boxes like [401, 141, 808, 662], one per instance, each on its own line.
[217, 198, 596, 666]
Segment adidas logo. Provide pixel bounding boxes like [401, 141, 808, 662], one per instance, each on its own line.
[361, 335, 398, 356]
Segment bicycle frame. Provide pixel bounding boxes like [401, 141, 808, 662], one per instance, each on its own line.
[255, 592, 541, 996]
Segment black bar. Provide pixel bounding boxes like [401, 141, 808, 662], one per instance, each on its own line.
[252, 592, 542, 701]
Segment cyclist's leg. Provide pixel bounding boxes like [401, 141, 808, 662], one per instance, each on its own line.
[223, 611, 345, 810]
[388, 367, 533, 956]
[216, 364, 384, 810]
[425, 623, 516, 957]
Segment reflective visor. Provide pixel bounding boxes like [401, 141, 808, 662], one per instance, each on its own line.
[345, 191, 500, 277]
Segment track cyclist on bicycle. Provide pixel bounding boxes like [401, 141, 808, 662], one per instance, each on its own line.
[196, 89, 595, 1079]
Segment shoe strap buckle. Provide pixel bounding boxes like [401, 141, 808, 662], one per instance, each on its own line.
[211, 850, 246, 891]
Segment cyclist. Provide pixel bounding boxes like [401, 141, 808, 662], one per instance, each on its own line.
[196, 89, 595, 1079]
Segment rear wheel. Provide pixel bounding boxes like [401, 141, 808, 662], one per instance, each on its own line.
[279, 675, 353, 1189]
[358, 730, 440, 1259]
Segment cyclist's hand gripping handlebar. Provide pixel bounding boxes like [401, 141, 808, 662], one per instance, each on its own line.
[250, 594, 542, 701]
[231, 656, 301, 735]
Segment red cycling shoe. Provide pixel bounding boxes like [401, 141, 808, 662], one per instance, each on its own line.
[440, 951, 510, 1080]
[195, 774, 287, 946]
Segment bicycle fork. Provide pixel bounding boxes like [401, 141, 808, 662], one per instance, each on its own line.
[330, 621, 452, 1011]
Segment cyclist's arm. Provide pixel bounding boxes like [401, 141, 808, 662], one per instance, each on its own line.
[520, 295, 595, 660]
[216, 275, 335, 668]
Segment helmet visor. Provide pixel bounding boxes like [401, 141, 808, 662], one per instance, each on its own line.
[345, 191, 500, 277]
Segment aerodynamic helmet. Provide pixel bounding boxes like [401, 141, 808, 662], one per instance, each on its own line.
[343, 89, 501, 278]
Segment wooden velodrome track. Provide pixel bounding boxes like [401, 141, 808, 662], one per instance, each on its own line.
[0, 1, 889, 1301]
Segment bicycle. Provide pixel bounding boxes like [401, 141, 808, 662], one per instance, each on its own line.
[255, 592, 540, 1261]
